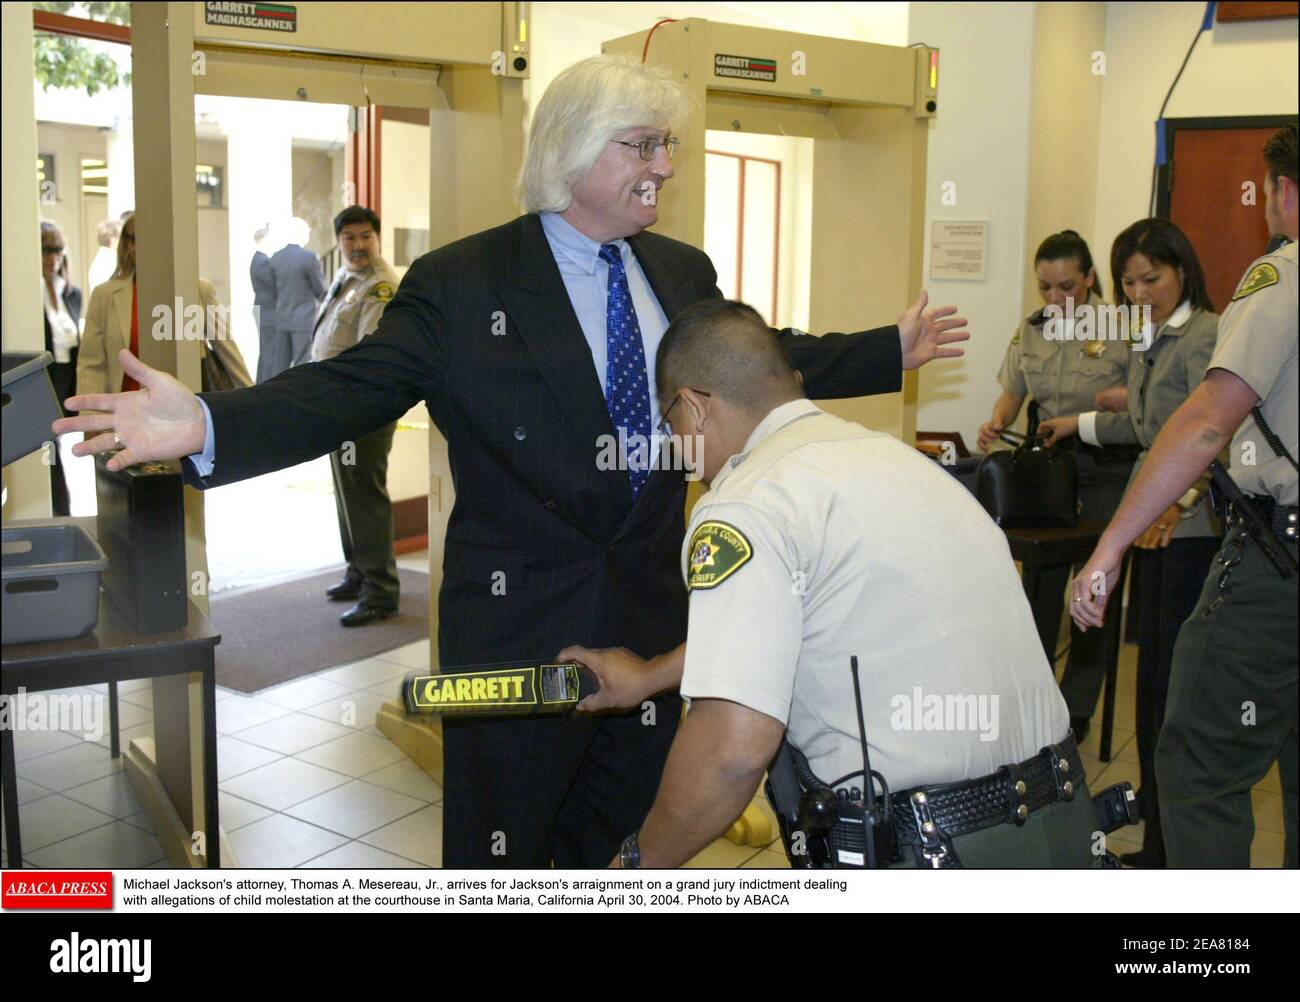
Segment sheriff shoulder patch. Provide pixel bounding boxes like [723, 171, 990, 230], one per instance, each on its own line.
[1231, 263, 1279, 301]
[1010, 325, 1022, 346]
[370, 281, 396, 303]
[687, 520, 753, 590]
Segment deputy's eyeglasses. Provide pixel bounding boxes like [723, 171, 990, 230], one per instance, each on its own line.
[42, 245, 65, 255]
[611, 136, 679, 162]
[657, 388, 710, 435]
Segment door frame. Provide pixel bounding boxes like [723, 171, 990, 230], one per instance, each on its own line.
[1155, 114, 1297, 219]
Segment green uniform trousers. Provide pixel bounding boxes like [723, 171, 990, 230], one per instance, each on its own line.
[329, 421, 400, 608]
[1156, 527, 1299, 868]
[891, 781, 1106, 868]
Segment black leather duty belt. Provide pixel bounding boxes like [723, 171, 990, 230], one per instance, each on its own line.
[890, 734, 1086, 850]
[1228, 494, 1299, 543]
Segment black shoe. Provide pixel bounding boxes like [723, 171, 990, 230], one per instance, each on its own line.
[1070, 716, 1091, 745]
[339, 601, 398, 627]
[1120, 848, 1166, 869]
[326, 576, 363, 601]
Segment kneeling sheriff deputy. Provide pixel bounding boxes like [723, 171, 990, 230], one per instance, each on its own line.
[563, 299, 1122, 869]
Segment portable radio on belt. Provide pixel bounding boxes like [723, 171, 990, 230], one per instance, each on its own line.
[1208, 404, 1300, 579]
[401, 661, 599, 717]
[773, 656, 898, 868]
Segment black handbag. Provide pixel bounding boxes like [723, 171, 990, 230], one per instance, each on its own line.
[200, 336, 252, 392]
[976, 429, 1080, 528]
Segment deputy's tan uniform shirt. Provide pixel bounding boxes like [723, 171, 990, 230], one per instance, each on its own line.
[1208, 240, 1298, 506]
[997, 291, 1130, 420]
[677, 400, 1070, 792]
[1079, 301, 1220, 538]
[311, 256, 400, 362]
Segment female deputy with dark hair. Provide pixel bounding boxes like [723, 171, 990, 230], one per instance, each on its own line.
[979, 230, 1133, 744]
[1040, 218, 1220, 868]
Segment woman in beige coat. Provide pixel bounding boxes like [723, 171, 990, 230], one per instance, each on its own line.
[78, 213, 250, 397]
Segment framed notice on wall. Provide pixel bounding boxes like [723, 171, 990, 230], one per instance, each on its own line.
[930, 221, 988, 281]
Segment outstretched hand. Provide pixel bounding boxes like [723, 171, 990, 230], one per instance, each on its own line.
[52, 349, 207, 472]
[898, 290, 970, 370]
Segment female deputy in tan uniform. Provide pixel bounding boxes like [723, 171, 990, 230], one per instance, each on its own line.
[978, 230, 1134, 744]
[1040, 218, 1219, 868]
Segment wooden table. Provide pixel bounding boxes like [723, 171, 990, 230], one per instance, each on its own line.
[2, 596, 221, 867]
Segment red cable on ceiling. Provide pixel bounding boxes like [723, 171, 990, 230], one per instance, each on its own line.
[642, 18, 678, 62]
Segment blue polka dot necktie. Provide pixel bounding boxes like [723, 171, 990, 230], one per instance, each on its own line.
[600, 243, 652, 498]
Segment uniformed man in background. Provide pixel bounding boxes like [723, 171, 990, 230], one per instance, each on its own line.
[564, 299, 1106, 869]
[1072, 123, 1298, 868]
[315, 205, 403, 626]
[979, 230, 1134, 742]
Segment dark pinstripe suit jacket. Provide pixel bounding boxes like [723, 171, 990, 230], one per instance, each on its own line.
[195, 212, 902, 666]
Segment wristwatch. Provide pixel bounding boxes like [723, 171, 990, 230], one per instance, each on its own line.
[618, 831, 642, 869]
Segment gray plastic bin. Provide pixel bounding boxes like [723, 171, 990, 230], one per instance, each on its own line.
[2, 520, 107, 644]
[2, 351, 61, 466]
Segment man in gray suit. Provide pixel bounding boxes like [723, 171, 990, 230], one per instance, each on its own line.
[250, 225, 283, 382]
[269, 217, 327, 367]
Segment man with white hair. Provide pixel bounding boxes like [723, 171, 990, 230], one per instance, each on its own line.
[269, 216, 327, 368]
[56, 54, 969, 869]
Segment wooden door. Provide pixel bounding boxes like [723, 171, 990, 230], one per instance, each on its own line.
[1161, 118, 1290, 311]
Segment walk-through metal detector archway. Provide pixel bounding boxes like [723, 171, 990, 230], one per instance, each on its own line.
[122, 1, 527, 867]
[605, 18, 938, 444]
[604, 19, 939, 850]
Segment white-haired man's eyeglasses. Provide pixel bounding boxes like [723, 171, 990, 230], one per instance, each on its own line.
[610, 136, 679, 162]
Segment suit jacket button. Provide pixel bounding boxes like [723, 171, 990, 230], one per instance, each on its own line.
[544, 499, 556, 511]
[514, 426, 527, 441]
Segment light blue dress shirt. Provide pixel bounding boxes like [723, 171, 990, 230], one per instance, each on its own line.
[537, 211, 669, 432]
[188, 211, 670, 478]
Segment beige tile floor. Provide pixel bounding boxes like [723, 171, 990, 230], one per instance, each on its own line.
[3, 554, 1288, 870]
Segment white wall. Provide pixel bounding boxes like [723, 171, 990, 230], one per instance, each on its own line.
[703, 130, 814, 331]
[1093, 2, 1299, 276]
[379, 118, 433, 501]
[35, 122, 108, 296]
[379, 118, 431, 280]
[910, 2, 1037, 442]
[196, 138, 230, 306]
[1022, 2, 1106, 315]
